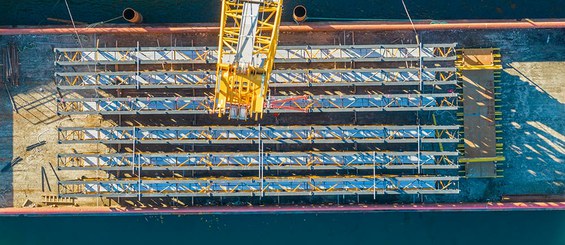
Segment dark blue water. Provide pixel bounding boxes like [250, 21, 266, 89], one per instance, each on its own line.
[1, 0, 565, 26]
[0, 211, 564, 245]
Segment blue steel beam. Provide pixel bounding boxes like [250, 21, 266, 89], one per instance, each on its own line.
[58, 176, 460, 197]
[57, 93, 458, 115]
[57, 151, 459, 170]
[57, 125, 459, 144]
[54, 43, 457, 66]
[55, 68, 458, 89]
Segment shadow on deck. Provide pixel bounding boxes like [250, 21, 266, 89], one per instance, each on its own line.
[0, 84, 14, 207]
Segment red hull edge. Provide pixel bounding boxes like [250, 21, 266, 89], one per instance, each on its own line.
[1, 202, 564, 216]
[1, 19, 565, 35]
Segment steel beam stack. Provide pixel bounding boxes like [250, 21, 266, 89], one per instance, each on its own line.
[57, 125, 459, 144]
[56, 94, 458, 115]
[54, 42, 461, 201]
[59, 176, 460, 198]
[57, 152, 459, 170]
[55, 68, 458, 89]
[54, 44, 456, 65]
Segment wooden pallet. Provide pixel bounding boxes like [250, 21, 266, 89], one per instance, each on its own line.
[41, 194, 76, 206]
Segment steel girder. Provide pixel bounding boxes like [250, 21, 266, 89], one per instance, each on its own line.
[57, 125, 459, 144]
[54, 68, 458, 89]
[57, 151, 459, 170]
[58, 176, 460, 197]
[54, 43, 457, 66]
[57, 93, 458, 115]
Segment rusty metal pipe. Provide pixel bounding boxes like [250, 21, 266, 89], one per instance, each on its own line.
[1, 19, 565, 35]
[292, 5, 307, 23]
[122, 8, 143, 24]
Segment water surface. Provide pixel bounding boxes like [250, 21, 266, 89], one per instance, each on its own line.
[0, 211, 564, 245]
[1, 0, 564, 26]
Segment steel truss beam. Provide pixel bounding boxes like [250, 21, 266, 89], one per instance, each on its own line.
[57, 151, 459, 170]
[57, 93, 458, 115]
[55, 68, 458, 89]
[58, 175, 460, 197]
[57, 125, 459, 144]
[54, 43, 457, 66]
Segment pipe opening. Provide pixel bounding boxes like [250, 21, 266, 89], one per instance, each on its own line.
[122, 8, 143, 23]
[123, 8, 135, 21]
[293, 5, 307, 23]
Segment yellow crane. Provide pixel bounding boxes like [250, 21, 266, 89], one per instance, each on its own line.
[214, 0, 283, 120]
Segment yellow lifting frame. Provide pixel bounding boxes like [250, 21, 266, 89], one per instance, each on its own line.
[214, 0, 283, 120]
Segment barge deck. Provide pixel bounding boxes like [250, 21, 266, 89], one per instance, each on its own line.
[0, 20, 563, 214]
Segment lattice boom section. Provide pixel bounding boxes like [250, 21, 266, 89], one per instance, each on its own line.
[57, 125, 459, 144]
[267, 93, 458, 113]
[58, 176, 460, 197]
[57, 93, 458, 115]
[54, 43, 457, 65]
[54, 47, 214, 65]
[56, 71, 215, 89]
[269, 68, 457, 86]
[57, 151, 459, 170]
[272, 44, 456, 63]
[55, 68, 457, 89]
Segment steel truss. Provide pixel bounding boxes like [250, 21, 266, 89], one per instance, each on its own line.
[57, 93, 458, 115]
[54, 43, 457, 66]
[57, 125, 459, 144]
[55, 68, 458, 89]
[58, 175, 460, 197]
[57, 151, 459, 170]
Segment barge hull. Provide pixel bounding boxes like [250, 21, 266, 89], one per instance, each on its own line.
[2, 19, 565, 35]
[1, 202, 564, 216]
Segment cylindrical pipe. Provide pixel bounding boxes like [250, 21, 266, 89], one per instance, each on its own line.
[293, 5, 307, 23]
[122, 8, 143, 24]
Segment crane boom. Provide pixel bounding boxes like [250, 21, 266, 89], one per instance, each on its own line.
[214, 0, 283, 120]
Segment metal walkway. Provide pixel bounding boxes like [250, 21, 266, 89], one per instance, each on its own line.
[54, 43, 457, 66]
[57, 151, 459, 171]
[57, 125, 459, 144]
[57, 93, 458, 115]
[58, 175, 460, 198]
[55, 68, 458, 89]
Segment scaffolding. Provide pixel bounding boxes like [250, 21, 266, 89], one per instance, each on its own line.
[56, 93, 458, 115]
[57, 151, 459, 170]
[58, 175, 460, 198]
[54, 43, 457, 66]
[57, 125, 459, 144]
[55, 68, 458, 89]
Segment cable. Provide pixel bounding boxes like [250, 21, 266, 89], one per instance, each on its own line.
[64, 0, 91, 72]
[64, 0, 84, 49]
[87, 15, 123, 28]
[401, 0, 419, 44]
